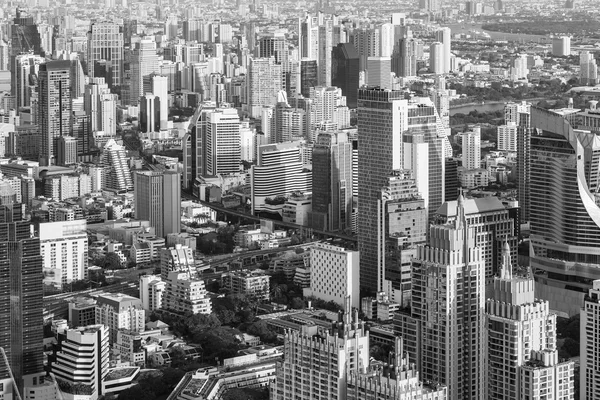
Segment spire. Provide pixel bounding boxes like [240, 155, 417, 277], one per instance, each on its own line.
[456, 188, 465, 229]
[500, 241, 512, 279]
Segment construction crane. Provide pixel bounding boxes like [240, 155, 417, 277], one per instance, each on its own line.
[0, 347, 23, 400]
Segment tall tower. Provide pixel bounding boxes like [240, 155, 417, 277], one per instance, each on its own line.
[331, 43, 360, 108]
[203, 106, 241, 176]
[581, 280, 600, 400]
[434, 27, 451, 74]
[429, 42, 444, 74]
[487, 244, 574, 399]
[309, 131, 353, 232]
[134, 170, 181, 238]
[87, 22, 124, 88]
[396, 195, 486, 400]
[130, 39, 159, 105]
[38, 60, 72, 166]
[357, 87, 408, 292]
[0, 208, 44, 394]
[101, 139, 133, 192]
[247, 57, 283, 118]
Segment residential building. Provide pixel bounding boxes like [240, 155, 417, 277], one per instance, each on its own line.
[95, 293, 145, 343]
[68, 297, 97, 327]
[139, 275, 166, 312]
[222, 270, 270, 301]
[552, 36, 571, 57]
[199, 106, 241, 176]
[580, 51, 598, 86]
[461, 126, 481, 170]
[134, 170, 181, 238]
[366, 57, 392, 89]
[395, 195, 485, 400]
[497, 123, 518, 152]
[305, 243, 359, 309]
[87, 22, 124, 87]
[40, 220, 88, 290]
[163, 272, 212, 315]
[160, 245, 194, 279]
[49, 325, 109, 400]
[101, 139, 133, 192]
[581, 279, 600, 400]
[247, 57, 283, 118]
[435, 27, 451, 74]
[429, 42, 444, 74]
[487, 243, 574, 399]
[529, 107, 600, 315]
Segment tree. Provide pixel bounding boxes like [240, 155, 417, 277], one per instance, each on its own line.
[103, 252, 123, 270]
[222, 388, 269, 400]
[290, 297, 305, 310]
[247, 320, 277, 344]
[118, 384, 157, 400]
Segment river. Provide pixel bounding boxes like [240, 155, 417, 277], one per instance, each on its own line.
[450, 102, 506, 115]
[442, 23, 548, 43]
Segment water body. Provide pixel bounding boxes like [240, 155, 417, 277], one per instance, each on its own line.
[443, 23, 548, 43]
[450, 102, 506, 115]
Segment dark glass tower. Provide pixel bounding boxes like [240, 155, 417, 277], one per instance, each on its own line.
[0, 205, 43, 393]
[331, 43, 359, 108]
[300, 59, 318, 99]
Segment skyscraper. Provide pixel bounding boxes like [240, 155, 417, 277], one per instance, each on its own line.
[139, 93, 159, 133]
[196, 105, 241, 176]
[331, 43, 360, 108]
[395, 195, 486, 400]
[529, 107, 600, 315]
[38, 60, 72, 166]
[357, 88, 408, 292]
[101, 139, 133, 192]
[247, 57, 283, 118]
[134, 170, 181, 238]
[10, 8, 42, 94]
[580, 50, 598, 86]
[13, 54, 45, 112]
[429, 42, 444, 74]
[366, 57, 392, 89]
[351, 28, 380, 72]
[309, 131, 353, 232]
[434, 28, 451, 74]
[87, 22, 124, 88]
[0, 208, 44, 394]
[581, 279, 600, 400]
[487, 244, 574, 400]
[130, 39, 160, 105]
[300, 58, 318, 98]
[461, 126, 481, 170]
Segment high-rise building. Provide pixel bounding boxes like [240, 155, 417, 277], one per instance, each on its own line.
[139, 275, 166, 311]
[461, 126, 481, 170]
[366, 57, 392, 89]
[395, 195, 485, 400]
[10, 9, 42, 92]
[429, 42, 444, 74]
[163, 271, 212, 315]
[317, 19, 333, 87]
[435, 28, 451, 74]
[101, 139, 133, 192]
[40, 220, 88, 290]
[130, 39, 160, 105]
[88, 22, 124, 87]
[13, 54, 45, 112]
[134, 170, 181, 238]
[300, 58, 318, 98]
[56, 136, 78, 166]
[49, 325, 109, 400]
[351, 28, 380, 72]
[95, 293, 145, 343]
[247, 57, 283, 118]
[0, 209, 44, 395]
[552, 36, 571, 57]
[497, 123, 518, 152]
[357, 88, 408, 292]
[331, 43, 360, 108]
[309, 131, 353, 232]
[160, 245, 194, 279]
[306, 243, 359, 309]
[529, 107, 600, 315]
[487, 244, 574, 400]
[505, 101, 531, 125]
[581, 279, 600, 400]
[139, 93, 159, 133]
[200, 106, 241, 176]
[308, 86, 351, 134]
[38, 60, 72, 166]
[580, 51, 598, 86]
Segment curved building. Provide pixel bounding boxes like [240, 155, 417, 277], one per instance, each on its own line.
[529, 107, 600, 316]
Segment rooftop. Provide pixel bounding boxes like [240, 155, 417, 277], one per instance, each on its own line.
[437, 196, 506, 217]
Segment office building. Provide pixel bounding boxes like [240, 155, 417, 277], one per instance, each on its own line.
[461, 126, 481, 169]
[308, 86, 350, 134]
[429, 42, 444, 74]
[101, 139, 133, 192]
[247, 57, 283, 118]
[139, 275, 166, 311]
[10, 9, 42, 94]
[257, 33, 288, 65]
[14, 54, 45, 112]
[56, 136, 78, 166]
[199, 106, 241, 176]
[505, 101, 531, 126]
[581, 279, 600, 400]
[40, 220, 88, 290]
[317, 19, 333, 87]
[352, 28, 380, 72]
[528, 107, 600, 315]
[88, 22, 124, 87]
[134, 170, 181, 238]
[305, 243, 359, 309]
[309, 131, 353, 232]
[148, 75, 169, 130]
[392, 27, 421, 78]
[95, 293, 145, 343]
[160, 245, 194, 279]
[0, 210, 44, 395]
[139, 93, 159, 133]
[38, 60, 72, 166]
[357, 88, 408, 292]
[130, 39, 160, 105]
[487, 244, 574, 400]
[580, 51, 598, 86]
[49, 325, 109, 400]
[163, 272, 212, 315]
[68, 297, 97, 327]
[497, 123, 518, 152]
[251, 141, 312, 213]
[300, 58, 318, 98]
[331, 43, 360, 108]
[366, 57, 392, 89]
[552, 36, 571, 57]
[435, 27, 451, 74]
[395, 195, 485, 400]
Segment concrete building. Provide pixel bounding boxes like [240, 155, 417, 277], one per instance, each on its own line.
[163, 272, 212, 315]
[130, 39, 159, 106]
[552, 36, 571, 57]
[40, 220, 88, 290]
[68, 297, 97, 327]
[247, 57, 283, 118]
[305, 243, 359, 310]
[139, 275, 166, 312]
[395, 195, 485, 400]
[95, 294, 145, 343]
[581, 279, 600, 400]
[435, 27, 451, 74]
[160, 245, 194, 279]
[580, 51, 598, 86]
[429, 42, 444, 74]
[87, 22, 124, 87]
[49, 325, 109, 400]
[461, 126, 481, 170]
[497, 123, 518, 152]
[222, 270, 270, 301]
[101, 139, 133, 192]
[487, 244, 574, 399]
[366, 57, 392, 89]
[134, 170, 181, 238]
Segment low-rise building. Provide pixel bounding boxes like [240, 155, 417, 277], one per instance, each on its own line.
[222, 270, 271, 301]
[163, 272, 212, 315]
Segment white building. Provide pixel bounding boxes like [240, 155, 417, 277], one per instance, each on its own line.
[139, 275, 166, 311]
[487, 243, 574, 399]
[160, 245, 194, 279]
[305, 242, 359, 310]
[581, 279, 600, 400]
[50, 325, 109, 400]
[552, 36, 571, 57]
[95, 294, 145, 343]
[163, 272, 212, 315]
[435, 27, 451, 74]
[497, 123, 518, 152]
[40, 220, 88, 290]
[461, 126, 481, 170]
